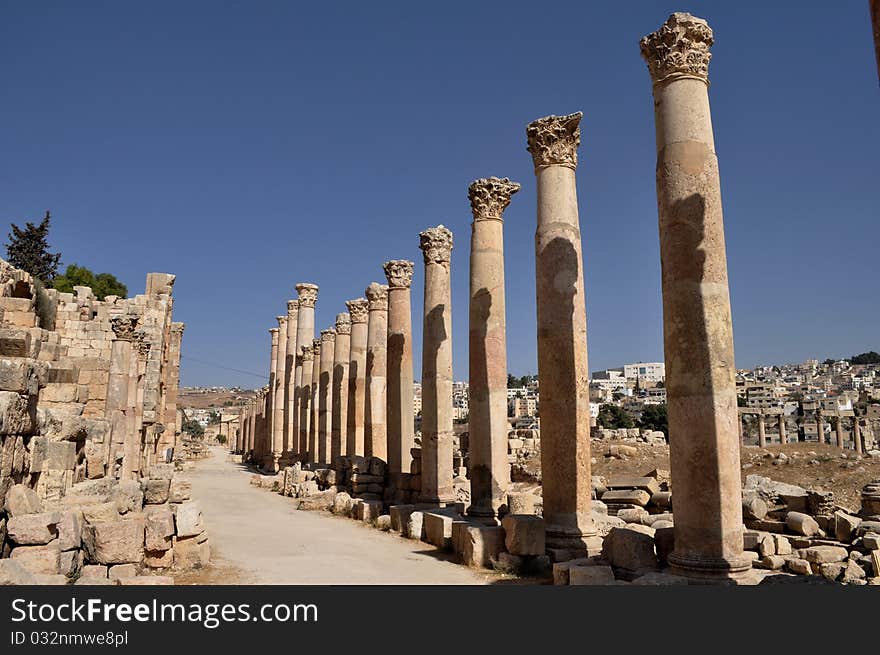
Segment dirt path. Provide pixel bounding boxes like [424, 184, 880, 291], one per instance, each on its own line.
[176, 448, 491, 585]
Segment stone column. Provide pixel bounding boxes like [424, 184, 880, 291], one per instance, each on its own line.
[248, 400, 257, 457]
[293, 283, 318, 457]
[163, 322, 184, 457]
[817, 411, 826, 444]
[284, 300, 299, 462]
[836, 415, 845, 449]
[757, 412, 766, 448]
[738, 413, 744, 443]
[272, 316, 288, 471]
[310, 337, 322, 464]
[853, 417, 863, 455]
[345, 298, 369, 457]
[419, 225, 455, 506]
[778, 414, 787, 445]
[266, 327, 279, 469]
[384, 260, 415, 492]
[332, 313, 351, 466]
[467, 179, 518, 521]
[365, 283, 388, 460]
[318, 328, 336, 465]
[641, 12, 750, 580]
[527, 112, 596, 551]
[107, 316, 138, 480]
[299, 345, 314, 462]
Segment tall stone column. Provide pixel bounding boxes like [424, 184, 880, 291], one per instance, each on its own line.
[419, 225, 455, 506]
[266, 327, 279, 469]
[284, 300, 299, 461]
[310, 338, 322, 464]
[345, 298, 369, 457]
[853, 417, 863, 455]
[162, 322, 184, 457]
[272, 316, 288, 471]
[527, 112, 596, 550]
[107, 316, 138, 480]
[467, 179, 518, 521]
[835, 415, 845, 449]
[318, 328, 336, 465]
[757, 413, 766, 448]
[384, 260, 415, 492]
[299, 345, 314, 462]
[778, 414, 787, 445]
[332, 313, 351, 466]
[817, 411, 826, 444]
[641, 13, 750, 580]
[248, 400, 257, 457]
[293, 283, 318, 457]
[364, 283, 388, 460]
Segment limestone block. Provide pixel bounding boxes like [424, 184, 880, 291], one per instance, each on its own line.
[654, 526, 675, 565]
[742, 494, 768, 521]
[109, 563, 138, 581]
[34, 574, 68, 585]
[502, 515, 545, 556]
[145, 506, 174, 551]
[773, 534, 792, 556]
[423, 511, 455, 550]
[174, 534, 210, 568]
[460, 525, 505, 569]
[507, 492, 538, 515]
[10, 542, 62, 575]
[0, 391, 34, 435]
[297, 490, 336, 512]
[80, 564, 108, 579]
[60, 549, 84, 577]
[786, 511, 822, 537]
[5, 484, 43, 516]
[0, 558, 38, 585]
[803, 545, 849, 564]
[617, 508, 649, 524]
[870, 550, 880, 577]
[601, 489, 651, 507]
[7, 511, 61, 545]
[0, 359, 44, 394]
[376, 515, 392, 531]
[818, 562, 846, 581]
[551, 557, 600, 585]
[117, 575, 174, 585]
[111, 480, 144, 514]
[142, 478, 170, 504]
[406, 511, 425, 540]
[389, 504, 416, 532]
[834, 511, 861, 543]
[332, 492, 353, 516]
[569, 564, 615, 585]
[0, 328, 31, 357]
[786, 558, 811, 575]
[86, 516, 145, 564]
[863, 533, 880, 550]
[607, 476, 660, 495]
[144, 549, 174, 568]
[602, 525, 658, 572]
[31, 439, 77, 473]
[357, 499, 383, 523]
[174, 501, 204, 537]
[149, 464, 175, 480]
[168, 479, 191, 503]
[81, 502, 121, 524]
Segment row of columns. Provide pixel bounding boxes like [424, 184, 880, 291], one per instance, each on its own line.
[738, 409, 864, 454]
[236, 13, 755, 582]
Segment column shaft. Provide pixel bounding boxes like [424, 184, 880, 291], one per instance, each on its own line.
[365, 283, 388, 460]
[346, 299, 369, 457]
[318, 329, 336, 465]
[332, 313, 351, 466]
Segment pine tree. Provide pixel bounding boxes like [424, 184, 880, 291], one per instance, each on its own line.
[5, 211, 62, 283]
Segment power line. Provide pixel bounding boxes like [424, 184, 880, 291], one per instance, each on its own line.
[180, 354, 267, 380]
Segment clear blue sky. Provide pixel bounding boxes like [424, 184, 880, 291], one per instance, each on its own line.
[2, 1, 877, 388]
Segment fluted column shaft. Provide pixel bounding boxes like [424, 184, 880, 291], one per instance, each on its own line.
[272, 316, 287, 470]
[419, 226, 455, 505]
[293, 283, 318, 457]
[332, 314, 351, 466]
[641, 12, 749, 580]
[285, 300, 299, 460]
[309, 339, 322, 464]
[318, 329, 336, 465]
[365, 283, 388, 460]
[384, 262, 415, 487]
[299, 346, 314, 461]
[346, 299, 369, 457]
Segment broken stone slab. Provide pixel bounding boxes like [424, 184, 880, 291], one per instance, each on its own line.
[742, 494, 769, 521]
[601, 489, 651, 507]
[423, 511, 456, 550]
[173, 534, 210, 569]
[174, 501, 204, 538]
[459, 525, 505, 569]
[0, 558, 38, 584]
[5, 484, 43, 516]
[551, 557, 606, 585]
[84, 515, 145, 564]
[80, 502, 121, 525]
[144, 506, 174, 551]
[755, 555, 786, 570]
[616, 508, 649, 524]
[607, 476, 661, 495]
[803, 545, 849, 564]
[168, 479, 191, 503]
[834, 511, 861, 543]
[108, 563, 138, 581]
[80, 564, 108, 579]
[773, 534, 792, 556]
[10, 542, 62, 575]
[297, 490, 336, 512]
[501, 514, 545, 556]
[786, 511, 822, 537]
[569, 564, 615, 585]
[602, 525, 658, 573]
[0, 359, 44, 394]
[786, 558, 812, 575]
[6, 511, 60, 545]
[111, 480, 144, 514]
[142, 478, 170, 504]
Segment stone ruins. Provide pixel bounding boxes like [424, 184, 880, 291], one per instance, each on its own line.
[0, 257, 208, 585]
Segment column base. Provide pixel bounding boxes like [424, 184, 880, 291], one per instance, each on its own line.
[667, 551, 753, 584]
[467, 505, 500, 526]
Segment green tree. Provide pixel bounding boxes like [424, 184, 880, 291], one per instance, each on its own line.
[507, 374, 521, 388]
[53, 264, 128, 300]
[5, 211, 61, 283]
[181, 418, 204, 439]
[208, 411, 221, 425]
[638, 403, 668, 438]
[597, 404, 633, 429]
[851, 351, 880, 365]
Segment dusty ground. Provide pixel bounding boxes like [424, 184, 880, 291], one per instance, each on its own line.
[176, 447, 508, 585]
[513, 440, 879, 510]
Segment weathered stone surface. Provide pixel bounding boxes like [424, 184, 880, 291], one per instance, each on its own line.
[773, 534, 792, 556]
[602, 525, 657, 572]
[10, 542, 61, 575]
[144, 506, 174, 551]
[86, 516, 145, 564]
[834, 511, 861, 543]
[569, 564, 615, 585]
[423, 511, 455, 550]
[406, 511, 425, 540]
[332, 491, 353, 516]
[108, 563, 138, 581]
[460, 525, 505, 568]
[376, 515, 392, 531]
[617, 508, 649, 524]
[30, 438, 75, 471]
[6, 511, 60, 545]
[786, 558, 812, 575]
[80, 564, 108, 579]
[5, 484, 43, 516]
[0, 558, 38, 584]
[144, 548, 174, 568]
[142, 478, 170, 504]
[803, 545, 849, 564]
[0, 391, 35, 435]
[507, 492, 538, 515]
[551, 557, 602, 585]
[79, 501, 121, 524]
[174, 501, 204, 538]
[786, 511, 822, 537]
[174, 534, 210, 569]
[168, 479, 191, 503]
[356, 499, 383, 523]
[390, 504, 416, 532]
[74, 576, 114, 586]
[742, 494, 768, 521]
[111, 480, 144, 514]
[607, 476, 661, 495]
[148, 464, 175, 480]
[601, 489, 651, 507]
[502, 514, 545, 556]
[117, 575, 174, 585]
[631, 571, 690, 585]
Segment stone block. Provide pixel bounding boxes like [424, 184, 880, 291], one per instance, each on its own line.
[80, 564, 108, 579]
[0, 328, 31, 357]
[81, 502, 120, 524]
[0, 359, 43, 394]
[406, 511, 425, 540]
[0, 558, 37, 584]
[109, 563, 138, 581]
[5, 484, 43, 516]
[742, 494, 768, 521]
[773, 534, 792, 556]
[6, 511, 60, 545]
[551, 557, 602, 585]
[356, 500, 383, 523]
[617, 508, 649, 524]
[502, 514, 545, 556]
[332, 491, 353, 516]
[148, 464, 175, 480]
[834, 511, 861, 543]
[389, 504, 416, 532]
[803, 545, 849, 564]
[376, 515, 392, 531]
[59, 549, 83, 578]
[0, 391, 35, 436]
[145, 506, 174, 551]
[607, 476, 661, 495]
[117, 575, 174, 585]
[10, 542, 62, 575]
[569, 564, 615, 585]
[174, 501, 204, 538]
[86, 516, 145, 564]
[601, 489, 651, 507]
[142, 478, 170, 504]
[460, 525, 505, 569]
[174, 534, 210, 568]
[423, 511, 455, 550]
[786, 511, 822, 537]
[144, 549, 174, 568]
[786, 558, 811, 575]
[111, 480, 144, 514]
[602, 525, 657, 572]
[168, 479, 191, 503]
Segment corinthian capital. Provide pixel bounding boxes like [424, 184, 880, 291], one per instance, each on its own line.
[468, 178, 520, 220]
[346, 298, 369, 324]
[365, 282, 389, 311]
[526, 112, 582, 170]
[320, 328, 336, 344]
[270, 328, 279, 344]
[419, 225, 453, 264]
[300, 345, 314, 362]
[335, 312, 352, 335]
[110, 316, 139, 341]
[287, 299, 299, 315]
[295, 283, 319, 308]
[276, 315, 287, 328]
[640, 13, 713, 85]
[383, 260, 414, 289]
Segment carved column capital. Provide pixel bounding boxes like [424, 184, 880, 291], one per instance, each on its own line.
[287, 299, 299, 315]
[110, 316, 139, 341]
[345, 298, 369, 323]
[383, 260, 414, 289]
[295, 283, 319, 308]
[320, 328, 337, 344]
[335, 312, 352, 335]
[365, 282, 389, 310]
[419, 225, 454, 264]
[640, 12, 714, 85]
[468, 177, 521, 220]
[300, 345, 314, 362]
[526, 112, 582, 170]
